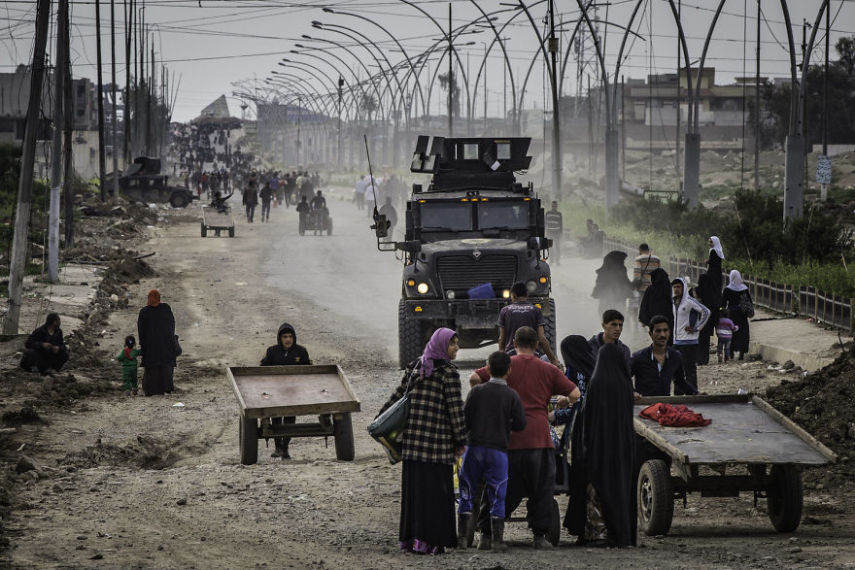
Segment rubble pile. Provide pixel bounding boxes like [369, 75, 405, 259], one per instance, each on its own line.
[766, 348, 855, 489]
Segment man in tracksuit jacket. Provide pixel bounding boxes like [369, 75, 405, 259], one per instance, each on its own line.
[671, 277, 711, 394]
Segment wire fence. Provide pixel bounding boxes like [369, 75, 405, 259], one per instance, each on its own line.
[601, 237, 854, 334]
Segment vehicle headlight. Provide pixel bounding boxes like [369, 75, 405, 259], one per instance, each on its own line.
[502, 289, 511, 299]
[446, 290, 455, 300]
[417, 282, 430, 294]
[526, 280, 537, 293]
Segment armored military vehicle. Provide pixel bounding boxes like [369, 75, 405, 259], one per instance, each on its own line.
[372, 136, 555, 368]
[114, 157, 196, 208]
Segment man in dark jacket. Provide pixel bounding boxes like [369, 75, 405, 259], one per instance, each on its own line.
[261, 323, 311, 459]
[243, 180, 258, 223]
[589, 309, 631, 366]
[20, 312, 68, 374]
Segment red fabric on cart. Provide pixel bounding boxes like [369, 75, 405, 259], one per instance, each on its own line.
[640, 403, 712, 427]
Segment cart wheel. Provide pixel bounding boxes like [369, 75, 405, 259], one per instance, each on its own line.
[333, 413, 355, 461]
[228, 226, 235, 238]
[547, 498, 561, 546]
[239, 415, 258, 465]
[327, 219, 333, 235]
[201, 222, 207, 238]
[638, 459, 674, 536]
[767, 465, 802, 532]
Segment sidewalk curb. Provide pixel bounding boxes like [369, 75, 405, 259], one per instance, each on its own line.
[748, 340, 840, 372]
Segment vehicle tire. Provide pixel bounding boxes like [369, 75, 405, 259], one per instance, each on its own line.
[333, 413, 355, 461]
[228, 226, 235, 238]
[239, 415, 258, 465]
[543, 298, 557, 355]
[767, 465, 802, 532]
[170, 192, 189, 208]
[398, 300, 423, 369]
[638, 459, 674, 536]
[547, 498, 561, 546]
[201, 222, 207, 238]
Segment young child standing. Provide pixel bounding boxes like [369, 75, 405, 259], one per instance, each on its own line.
[117, 335, 141, 395]
[715, 309, 740, 362]
[457, 351, 526, 551]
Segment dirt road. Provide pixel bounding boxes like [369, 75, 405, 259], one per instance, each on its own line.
[3, 193, 855, 568]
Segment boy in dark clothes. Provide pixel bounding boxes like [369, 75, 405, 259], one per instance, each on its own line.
[261, 323, 311, 459]
[457, 351, 526, 551]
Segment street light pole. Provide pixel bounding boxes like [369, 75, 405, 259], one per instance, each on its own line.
[548, 0, 561, 199]
[338, 76, 343, 166]
[448, 3, 453, 137]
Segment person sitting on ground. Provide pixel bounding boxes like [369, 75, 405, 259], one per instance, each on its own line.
[496, 282, 560, 368]
[630, 314, 697, 398]
[117, 334, 141, 396]
[260, 323, 311, 459]
[20, 312, 68, 375]
[588, 309, 632, 366]
[311, 190, 327, 210]
[457, 351, 526, 551]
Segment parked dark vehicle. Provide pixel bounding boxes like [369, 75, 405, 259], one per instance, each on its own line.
[372, 136, 555, 368]
[113, 157, 196, 208]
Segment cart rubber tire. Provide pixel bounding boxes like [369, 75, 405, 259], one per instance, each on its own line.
[239, 415, 258, 465]
[228, 226, 235, 238]
[201, 222, 207, 238]
[547, 498, 561, 546]
[767, 465, 802, 532]
[638, 459, 674, 536]
[543, 298, 557, 355]
[398, 300, 424, 369]
[333, 413, 355, 461]
[327, 219, 333, 235]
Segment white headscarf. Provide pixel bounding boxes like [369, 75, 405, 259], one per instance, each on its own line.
[726, 269, 748, 292]
[709, 236, 725, 260]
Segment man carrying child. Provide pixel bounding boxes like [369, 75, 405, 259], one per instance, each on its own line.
[457, 351, 527, 551]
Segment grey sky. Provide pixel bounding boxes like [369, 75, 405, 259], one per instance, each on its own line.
[2, 0, 853, 123]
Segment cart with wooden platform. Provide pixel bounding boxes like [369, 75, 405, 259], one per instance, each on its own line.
[634, 394, 837, 536]
[227, 364, 360, 464]
[201, 205, 235, 237]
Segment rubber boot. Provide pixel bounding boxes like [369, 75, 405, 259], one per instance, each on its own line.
[477, 530, 491, 551]
[457, 513, 472, 549]
[491, 518, 507, 551]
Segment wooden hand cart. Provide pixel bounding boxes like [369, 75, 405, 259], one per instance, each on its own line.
[227, 365, 361, 464]
[634, 394, 836, 536]
[201, 205, 235, 238]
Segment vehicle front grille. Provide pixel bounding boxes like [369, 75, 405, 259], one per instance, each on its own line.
[437, 255, 517, 294]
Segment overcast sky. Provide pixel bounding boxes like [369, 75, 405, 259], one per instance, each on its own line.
[2, 0, 853, 123]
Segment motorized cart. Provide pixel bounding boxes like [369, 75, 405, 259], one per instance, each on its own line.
[227, 364, 360, 464]
[634, 394, 836, 536]
[201, 205, 235, 237]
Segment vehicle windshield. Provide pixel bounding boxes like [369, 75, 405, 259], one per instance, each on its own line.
[420, 202, 473, 231]
[477, 201, 528, 230]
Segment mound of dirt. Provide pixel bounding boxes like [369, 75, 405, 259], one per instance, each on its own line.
[1, 407, 42, 425]
[766, 349, 855, 489]
[61, 435, 184, 470]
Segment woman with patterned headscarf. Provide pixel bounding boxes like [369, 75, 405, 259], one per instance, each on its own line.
[137, 289, 178, 396]
[377, 328, 466, 554]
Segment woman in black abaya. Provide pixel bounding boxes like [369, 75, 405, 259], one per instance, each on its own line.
[637, 268, 672, 331]
[565, 343, 637, 547]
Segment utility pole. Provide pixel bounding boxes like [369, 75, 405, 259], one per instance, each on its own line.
[675, 0, 681, 180]
[110, 0, 119, 197]
[96, 0, 107, 200]
[754, 0, 761, 192]
[4, 0, 52, 335]
[447, 2, 453, 137]
[548, 0, 562, 199]
[820, 0, 829, 200]
[146, 39, 153, 156]
[63, 16, 74, 248]
[337, 76, 343, 165]
[48, 0, 68, 283]
[124, 0, 131, 167]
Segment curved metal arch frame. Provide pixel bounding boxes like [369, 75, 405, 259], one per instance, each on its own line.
[286, 51, 366, 122]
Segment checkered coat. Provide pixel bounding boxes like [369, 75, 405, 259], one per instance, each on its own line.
[379, 359, 467, 464]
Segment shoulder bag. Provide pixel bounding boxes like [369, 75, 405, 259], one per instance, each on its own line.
[738, 291, 755, 319]
[368, 364, 419, 464]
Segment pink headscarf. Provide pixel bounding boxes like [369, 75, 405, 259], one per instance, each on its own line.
[419, 327, 457, 378]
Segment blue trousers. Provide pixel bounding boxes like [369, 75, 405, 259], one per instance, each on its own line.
[458, 446, 509, 519]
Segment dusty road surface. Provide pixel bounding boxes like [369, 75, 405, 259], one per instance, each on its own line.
[2, 192, 855, 569]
